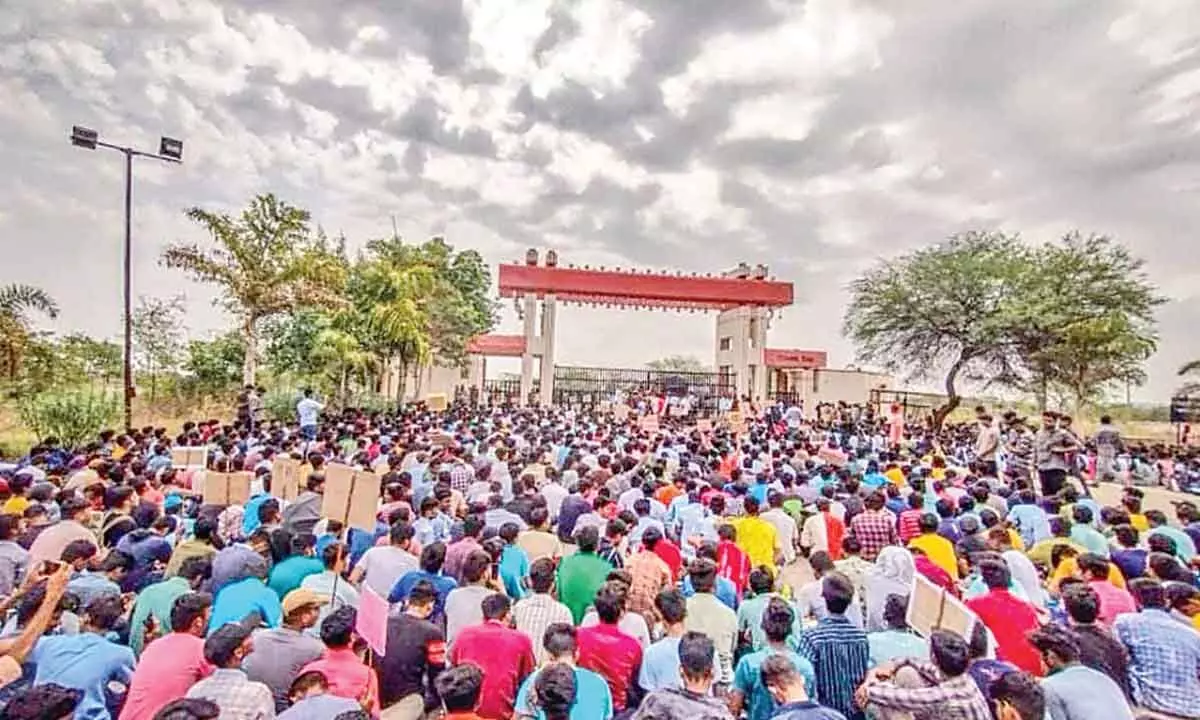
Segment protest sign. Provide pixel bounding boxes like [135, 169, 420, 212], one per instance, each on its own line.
[272, 457, 302, 502]
[322, 464, 382, 533]
[906, 573, 978, 640]
[202, 472, 253, 506]
[426, 393, 448, 412]
[639, 414, 660, 434]
[171, 447, 207, 469]
[357, 587, 389, 656]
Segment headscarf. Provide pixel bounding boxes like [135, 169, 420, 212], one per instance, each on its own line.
[1003, 550, 1048, 608]
[865, 546, 916, 631]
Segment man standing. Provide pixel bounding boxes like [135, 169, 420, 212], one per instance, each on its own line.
[513, 558, 574, 666]
[730, 599, 817, 720]
[759, 654, 844, 720]
[1093, 415, 1123, 484]
[684, 559, 738, 690]
[296, 389, 323, 441]
[848, 493, 898, 562]
[796, 574, 869, 720]
[557, 526, 614, 624]
[1034, 412, 1076, 497]
[514, 623, 614, 720]
[631, 632, 732, 720]
[445, 550, 498, 648]
[974, 414, 1000, 478]
[578, 582, 645, 714]
[451, 594, 537, 720]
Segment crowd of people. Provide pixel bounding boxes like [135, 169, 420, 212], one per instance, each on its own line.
[0, 394, 1197, 720]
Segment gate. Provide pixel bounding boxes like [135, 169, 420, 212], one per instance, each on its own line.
[552, 365, 729, 417]
[479, 378, 528, 407]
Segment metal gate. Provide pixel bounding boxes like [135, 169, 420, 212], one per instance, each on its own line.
[551, 365, 729, 417]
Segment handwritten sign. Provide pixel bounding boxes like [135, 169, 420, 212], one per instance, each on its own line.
[202, 471, 253, 506]
[357, 587, 389, 656]
[322, 464, 381, 533]
[273, 457, 302, 502]
[171, 447, 207, 470]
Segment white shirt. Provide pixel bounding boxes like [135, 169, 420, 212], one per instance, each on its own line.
[539, 481, 568, 521]
[761, 508, 798, 564]
[296, 398, 323, 426]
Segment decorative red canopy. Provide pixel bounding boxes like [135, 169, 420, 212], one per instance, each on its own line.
[498, 263, 793, 310]
[764, 349, 828, 369]
[466, 334, 526, 357]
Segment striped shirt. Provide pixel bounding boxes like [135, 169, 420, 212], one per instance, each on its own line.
[796, 615, 870, 720]
[513, 593, 573, 665]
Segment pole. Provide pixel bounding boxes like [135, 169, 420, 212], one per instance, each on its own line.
[122, 149, 133, 430]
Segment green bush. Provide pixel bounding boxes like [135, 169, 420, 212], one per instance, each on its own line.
[17, 389, 119, 448]
[262, 388, 301, 423]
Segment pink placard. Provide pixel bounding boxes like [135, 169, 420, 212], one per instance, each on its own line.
[356, 587, 388, 657]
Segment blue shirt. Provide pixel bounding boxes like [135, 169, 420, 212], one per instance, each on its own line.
[1007, 504, 1051, 547]
[31, 633, 135, 720]
[515, 666, 613, 720]
[770, 700, 847, 720]
[733, 648, 817, 720]
[1113, 608, 1200, 717]
[796, 615, 869, 720]
[209, 577, 282, 634]
[866, 630, 929, 666]
[277, 692, 360, 719]
[414, 513, 452, 547]
[267, 555, 324, 599]
[639, 635, 719, 692]
[388, 569, 457, 620]
[682, 575, 739, 610]
[1069, 524, 1111, 558]
[242, 494, 273, 536]
[67, 572, 121, 610]
[499, 544, 530, 599]
[1149, 525, 1198, 562]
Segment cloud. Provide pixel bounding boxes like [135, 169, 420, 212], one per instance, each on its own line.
[1, 0, 1199, 402]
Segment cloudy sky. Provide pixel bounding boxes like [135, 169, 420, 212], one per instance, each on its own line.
[3, 0, 1199, 400]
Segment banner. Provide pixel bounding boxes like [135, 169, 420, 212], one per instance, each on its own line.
[322, 464, 382, 533]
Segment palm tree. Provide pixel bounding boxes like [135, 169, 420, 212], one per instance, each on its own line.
[162, 194, 346, 384]
[0, 284, 59, 382]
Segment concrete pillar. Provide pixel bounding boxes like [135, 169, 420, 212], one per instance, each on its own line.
[468, 355, 485, 394]
[539, 294, 557, 407]
[520, 293, 537, 405]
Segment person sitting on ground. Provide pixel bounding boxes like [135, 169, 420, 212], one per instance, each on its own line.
[277, 670, 361, 719]
[856, 629, 992, 719]
[1059, 584, 1132, 701]
[1113, 578, 1200, 718]
[988, 672, 1046, 720]
[0, 683, 83, 720]
[867, 594, 930, 666]
[759, 654, 846, 720]
[300, 606, 380, 716]
[185, 621, 275, 718]
[435, 663, 487, 720]
[631, 632, 733, 720]
[514, 623, 613, 720]
[1027, 623, 1133, 720]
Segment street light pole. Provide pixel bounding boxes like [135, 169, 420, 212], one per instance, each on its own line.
[70, 126, 182, 430]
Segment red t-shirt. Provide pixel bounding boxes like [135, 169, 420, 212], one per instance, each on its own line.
[717, 540, 750, 594]
[652, 538, 684, 581]
[966, 590, 1043, 676]
[577, 622, 643, 711]
[449, 620, 536, 719]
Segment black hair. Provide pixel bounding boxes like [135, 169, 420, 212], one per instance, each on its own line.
[688, 557, 718, 594]
[748, 567, 774, 596]
[821, 572, 854, 615]
[678, 631, 715, 680]
[436, 664, 484, 712]
[1062, 584, 1100, 624]
[1129, 577, 1167, 609]
[929, 630, 971, 676]
[543, 622, 578, 659]
[535, 663, 576, 720]
[462, 549, 492, 584]
[421, 542, 447, 573]
[990, 671, 1045, 720]
[1076, 553, 1110, 580]
[61, 539, 97, 564]
[918, 513, 939, 533]
[170, 592, 213, 633]
[390, 521, 415, 545]
[204, 622, 253, 667]
[655, 588, 687, 625]
[593, 582, 625, 624]
[809, 551, 834, 576]
[1028, 624, 1080, 664]
[178, 556, 213, 584]
[0, 684, 83, 720]
[320, 606, 356, 648]
[574, 525, 600, 552]
[761, 597, 795, 643]
[759, 654, 803, 692]
[482, 593, 511, 620]
[979, 558, 1011, 590]
[529, 557, 556, 594]
[408, 579, 438, 608]
[84, 594, 125, 632]
[1114, 524, 1139, 549]
[883, 594, 909, 630]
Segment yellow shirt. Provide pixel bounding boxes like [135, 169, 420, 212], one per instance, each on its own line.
[1129, 514, 1150, 532]
[909, 533, 959, 580]
[1050, 556, 1126, 591]
[2, 497, 29, 516]
[884, 468, 906, 488]
[731, 516, 779, 573]
[1027, 538, 1086, 568]
[1006, 528, 1026, 552]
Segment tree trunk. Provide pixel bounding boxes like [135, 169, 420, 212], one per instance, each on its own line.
[931, 354, 969, 431]
[396, 359, 408, 410]
[241, 316, 258, 385]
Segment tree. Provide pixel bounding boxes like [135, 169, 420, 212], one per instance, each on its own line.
[131, 295, 187, 401]
[844, 232, 1029, 429]
[181, 332, 245, 396]
[162, 194, 346, 384]
[647, 355, 709, 372]
[1014, 234, 1162, 412]
[0, 284, 58, 383]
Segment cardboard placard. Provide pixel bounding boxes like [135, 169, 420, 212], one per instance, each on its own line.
[203, 471, 253, 506]
[171, 446, 207, 469]
[426, 393, 448, 412]
[322, 464, 381, 533]
[614, 404, 631, 422]
[639, 414, 660, 434]
[429, 431, 454, 449]
[906, 573, 978, 640]
[697, 419, 713, 433]
[273, 458, 302, 502]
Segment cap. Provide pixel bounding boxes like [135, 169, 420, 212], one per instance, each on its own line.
[281, 588, 329, 616]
